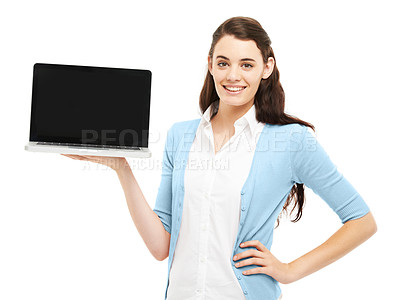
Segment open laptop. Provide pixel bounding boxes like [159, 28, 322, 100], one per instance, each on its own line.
[25, 63, 152, 158]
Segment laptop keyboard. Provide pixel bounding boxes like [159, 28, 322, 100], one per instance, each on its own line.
[37, 142, 141, 151]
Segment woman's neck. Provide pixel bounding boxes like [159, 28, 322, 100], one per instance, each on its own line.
[211, 100, 254, 132]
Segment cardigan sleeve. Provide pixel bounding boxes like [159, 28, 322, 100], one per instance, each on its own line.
[290, 125, 370, 224]
[152, 124, 175, 234]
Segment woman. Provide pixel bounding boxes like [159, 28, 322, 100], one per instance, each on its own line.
[63, 17, 377, 300]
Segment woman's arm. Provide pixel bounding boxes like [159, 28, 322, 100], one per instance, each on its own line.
[236, 127, 377, 282]
[62, 154, 170, 261]
[116, 161, 171, 261]
[234, 211, 377, 284]
[287, 211, 377, 283]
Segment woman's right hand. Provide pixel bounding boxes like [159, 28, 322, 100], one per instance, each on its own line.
[61, 154, 128, 171]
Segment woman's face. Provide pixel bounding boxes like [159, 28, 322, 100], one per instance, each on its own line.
[208, 35, 274, 109]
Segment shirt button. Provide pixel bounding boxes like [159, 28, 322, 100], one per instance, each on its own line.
[178, 202, 181, 208]
[244, 290, 248, 295]
[241, 206, 246, 211]
[241, 191, 245, 195]
[237, 275, 242, 280]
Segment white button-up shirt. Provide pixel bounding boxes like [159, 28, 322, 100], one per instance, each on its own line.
[166, 103, 266, 300]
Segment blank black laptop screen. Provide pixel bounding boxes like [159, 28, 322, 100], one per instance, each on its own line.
[29, 63, 151, 147]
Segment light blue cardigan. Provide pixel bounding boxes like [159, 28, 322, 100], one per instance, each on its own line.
[153, 119, 370, 300]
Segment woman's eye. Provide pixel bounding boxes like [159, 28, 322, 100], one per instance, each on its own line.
[242, 63, 253, 69]
[217, 62, 228, 67]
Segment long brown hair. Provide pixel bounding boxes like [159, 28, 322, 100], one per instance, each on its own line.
[199, 16, 315, 227]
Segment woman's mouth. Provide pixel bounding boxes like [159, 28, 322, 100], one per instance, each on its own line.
[223, 85, 246, 95]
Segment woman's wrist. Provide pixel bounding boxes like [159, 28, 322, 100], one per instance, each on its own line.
[112, 157, 130, 172]
[286, 261, 303, 284]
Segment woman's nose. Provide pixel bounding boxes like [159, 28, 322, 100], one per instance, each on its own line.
[227, 66, 241, 81]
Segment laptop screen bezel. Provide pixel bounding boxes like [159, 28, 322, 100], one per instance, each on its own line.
[29, 63, 152, 148]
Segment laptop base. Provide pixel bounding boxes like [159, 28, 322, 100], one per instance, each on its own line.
[25, 142, 151, 158]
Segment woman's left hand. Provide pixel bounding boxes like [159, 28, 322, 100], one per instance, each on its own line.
[233, 240, 296, 284]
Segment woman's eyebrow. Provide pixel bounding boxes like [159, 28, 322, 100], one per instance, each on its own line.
[216, 55, 256, 62]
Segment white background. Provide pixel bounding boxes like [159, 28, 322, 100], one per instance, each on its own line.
[1, 0, 399, 299]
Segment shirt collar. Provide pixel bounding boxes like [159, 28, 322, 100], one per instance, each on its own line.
[200, 103, 260, 137]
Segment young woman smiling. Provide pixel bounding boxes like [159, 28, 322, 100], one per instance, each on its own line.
[63, 17, 377, 300]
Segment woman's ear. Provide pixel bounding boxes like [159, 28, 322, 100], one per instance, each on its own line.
[208, 56, 213, 76]
[262, 57, 275, 80]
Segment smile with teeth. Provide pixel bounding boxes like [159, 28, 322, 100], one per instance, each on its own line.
[224, 86, 246, 92]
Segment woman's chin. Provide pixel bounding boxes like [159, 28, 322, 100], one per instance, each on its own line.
[218, 97, 253, 108]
